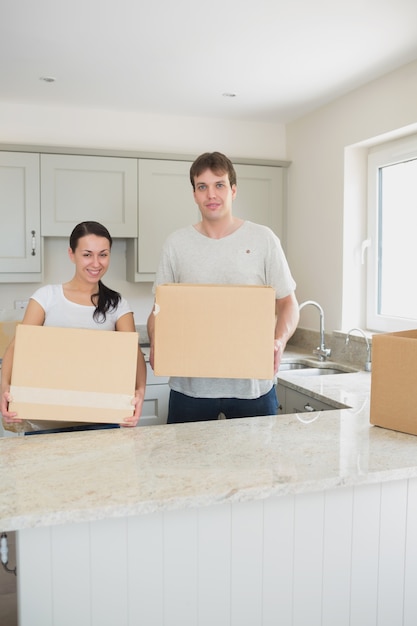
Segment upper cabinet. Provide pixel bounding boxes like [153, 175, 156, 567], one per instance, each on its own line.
[126, 159, 286, 282]
[0, 147, 288, 285]
[40, 154, 138, 237]
[233, 163, 284, 238]
[0, 152, 42, 282]
[126, 159, 197, 282]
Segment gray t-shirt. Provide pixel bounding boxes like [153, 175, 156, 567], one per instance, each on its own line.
[154, 221, 296, 399]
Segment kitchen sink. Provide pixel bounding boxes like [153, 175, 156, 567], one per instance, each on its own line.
[279, 363, 309, 371]
[279, 362, 356, 375]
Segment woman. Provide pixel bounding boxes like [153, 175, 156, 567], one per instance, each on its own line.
[1, 221, 146, 433]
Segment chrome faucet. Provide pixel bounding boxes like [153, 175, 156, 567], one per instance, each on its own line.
[346, 328, 372, 372]
[299, 300, 331, 361]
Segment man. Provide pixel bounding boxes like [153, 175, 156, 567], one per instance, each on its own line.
[147, 151, 299, 423]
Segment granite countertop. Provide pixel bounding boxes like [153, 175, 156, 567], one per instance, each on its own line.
[1, 349, 417, 532]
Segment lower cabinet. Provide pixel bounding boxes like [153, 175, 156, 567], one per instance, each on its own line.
[276, 383, 286, 415]
[140, 363, 169, 426]
[277, 382, 336, 414]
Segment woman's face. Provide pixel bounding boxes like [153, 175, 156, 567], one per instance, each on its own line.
[68, 234, 111, 283]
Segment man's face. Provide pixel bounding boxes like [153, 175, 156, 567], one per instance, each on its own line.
[193, 168, 237, 222]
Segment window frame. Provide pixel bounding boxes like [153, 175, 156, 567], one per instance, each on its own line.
[367, 133, 417, 332]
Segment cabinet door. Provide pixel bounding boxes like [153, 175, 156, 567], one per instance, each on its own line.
[139, 364, 170, 426]
[141, 384, 170, 427]
[284, 387, 335, 414]
[276, 382, 286, 414]
[127, 159, 196, 282]
[0, 152, 42, 281]
[40, 154, 138, 237]
[233, 164, 284, 240]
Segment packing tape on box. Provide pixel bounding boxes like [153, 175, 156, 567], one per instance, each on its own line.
[10, 386, 134, 410]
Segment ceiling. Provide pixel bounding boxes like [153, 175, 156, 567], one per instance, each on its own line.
[2, 0, 417, 124]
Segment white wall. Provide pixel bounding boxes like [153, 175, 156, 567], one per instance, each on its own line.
[0, 102, 286, 159]
[0, 103, 286, 324]
[286, 59, 417, 332]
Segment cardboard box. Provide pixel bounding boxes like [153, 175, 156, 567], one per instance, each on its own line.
[153, 284, 276, 379]
[370, 329, 417, 435]
[9, 325, 138, 424]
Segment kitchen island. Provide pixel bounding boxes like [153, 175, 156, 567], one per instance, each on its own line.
[1, 355, 417, 626]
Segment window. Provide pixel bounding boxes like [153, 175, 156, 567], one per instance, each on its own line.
[367, 134, 417, 331]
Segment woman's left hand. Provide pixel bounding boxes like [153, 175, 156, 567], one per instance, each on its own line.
[121, 390, 144, 427]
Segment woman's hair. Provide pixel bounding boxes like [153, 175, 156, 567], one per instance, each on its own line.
[189, 152, 237, 190]
[69, 221, 121, 323]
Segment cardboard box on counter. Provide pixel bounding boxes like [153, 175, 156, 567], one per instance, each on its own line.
[370, 329, 417, 436]
[153, 284, 276, 379]
[9, 325, 138, 423]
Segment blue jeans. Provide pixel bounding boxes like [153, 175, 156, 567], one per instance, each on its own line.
[167, 386, 278, 424]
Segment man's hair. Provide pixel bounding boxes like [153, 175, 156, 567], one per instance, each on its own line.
[189, 152, 237, 190]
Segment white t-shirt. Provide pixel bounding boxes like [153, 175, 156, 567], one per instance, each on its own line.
[153, 221, 296, 399]
[31, 284, 132, 329]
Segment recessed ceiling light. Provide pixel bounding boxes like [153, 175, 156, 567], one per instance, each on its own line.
[39, 76, 56, 83]
[222, 92, 237, 98]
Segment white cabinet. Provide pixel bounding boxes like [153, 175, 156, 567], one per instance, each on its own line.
[127, 159, 286, 282]
[286, 387, 336, 413]
[0, 152, 42, 282]
[276, 383, 286, 414]
[40, 154, 138, 237]
[233, 163, 284, 239]
[126, 159, 196, 282]
[278, 384, 336, 414]
[140, 363, 169, 426]
[0, 149, 286, 286]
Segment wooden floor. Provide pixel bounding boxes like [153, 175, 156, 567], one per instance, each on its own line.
[0, 532, 17, 626]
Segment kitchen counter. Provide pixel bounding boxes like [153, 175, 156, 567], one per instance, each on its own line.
[1, 349, 416, 533]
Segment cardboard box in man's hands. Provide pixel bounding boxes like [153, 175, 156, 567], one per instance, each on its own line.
[153, 284, 276, 379]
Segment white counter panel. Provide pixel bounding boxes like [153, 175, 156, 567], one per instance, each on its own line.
[17, 478, 417, 626]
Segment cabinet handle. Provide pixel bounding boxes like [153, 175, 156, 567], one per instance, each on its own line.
[31, 230, 36, 256]
[303, 403, 315, 412]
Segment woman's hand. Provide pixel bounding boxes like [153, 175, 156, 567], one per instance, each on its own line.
[121, 389, 144, 428]
[0, 390, 22, 424]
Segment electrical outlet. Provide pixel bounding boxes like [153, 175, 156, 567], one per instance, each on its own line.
[14, 300, 29, 310]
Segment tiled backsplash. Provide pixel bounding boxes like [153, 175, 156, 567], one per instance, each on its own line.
[288, 327, 372, 371]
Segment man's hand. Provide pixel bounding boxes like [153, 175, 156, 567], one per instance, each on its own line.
[274, 338, 285, 375]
